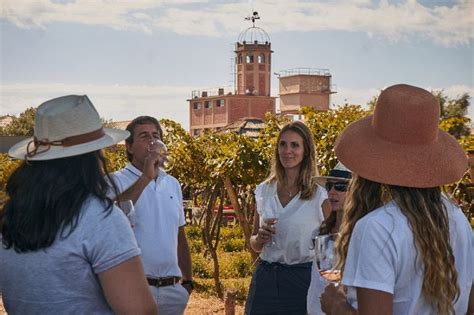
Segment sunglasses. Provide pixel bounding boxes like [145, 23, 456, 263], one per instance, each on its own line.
[325, 182, 348, 192]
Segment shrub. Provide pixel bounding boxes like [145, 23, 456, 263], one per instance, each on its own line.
[219, 252, 254, 278]
[219, 225, 244, 239]
[189, 238, 204, 253]
[220, 237, 246, 252]
[191, 253, 213, 279]
[185, 224, 202, 241]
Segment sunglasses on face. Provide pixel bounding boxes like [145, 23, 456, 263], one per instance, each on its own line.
[325, 182, 348, 192]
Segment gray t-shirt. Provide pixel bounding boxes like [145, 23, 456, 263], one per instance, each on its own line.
[0, 197, 140, 314]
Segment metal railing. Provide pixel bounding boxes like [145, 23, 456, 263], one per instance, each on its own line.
[277, 68, 331, 77]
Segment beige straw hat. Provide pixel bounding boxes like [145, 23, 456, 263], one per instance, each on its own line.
[314, 162, 352, 187]
[8, 95, 130, 161]
[335, 84, 467, 188]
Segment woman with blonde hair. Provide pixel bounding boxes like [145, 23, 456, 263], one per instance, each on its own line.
[321, 84, 473, 314]
[245, 121, 328, 314]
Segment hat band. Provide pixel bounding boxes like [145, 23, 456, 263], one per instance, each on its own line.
[25, 128, 105, 160]
[328, 169, 352, 179]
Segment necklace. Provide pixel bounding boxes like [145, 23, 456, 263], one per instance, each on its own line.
[281, 185, 298, 197]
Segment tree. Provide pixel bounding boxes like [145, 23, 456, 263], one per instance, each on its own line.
[301, 104, 371, 175]
[368, 90, 471, 140]
[0, 106, 120, 136]
[434, 91, 471, 139]
[0, 107, 36, 136]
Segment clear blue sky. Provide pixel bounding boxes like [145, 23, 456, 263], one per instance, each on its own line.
[1, 0, 473, 129]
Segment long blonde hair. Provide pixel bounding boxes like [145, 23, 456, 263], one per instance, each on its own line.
[336, 175, 459, 315]
[267, 121, 319, 200]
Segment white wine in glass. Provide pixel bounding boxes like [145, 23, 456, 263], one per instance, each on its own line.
[260, 200, 279, 246]
[313, 233, 340, 283]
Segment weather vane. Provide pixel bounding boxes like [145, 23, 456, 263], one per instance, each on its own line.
[245, 11, 260, 27]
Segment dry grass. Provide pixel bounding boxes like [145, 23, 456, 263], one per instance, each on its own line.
[186, 292, 245, 315]
[0, 292, 244, 314]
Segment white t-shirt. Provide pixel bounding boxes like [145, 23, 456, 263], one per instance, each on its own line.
[342, 198, 474, 314]
[255, 181, 327, 265]
[111, 164, 186, 278]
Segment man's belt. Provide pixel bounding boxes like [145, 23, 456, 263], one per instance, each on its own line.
[147, 276, 181, 287]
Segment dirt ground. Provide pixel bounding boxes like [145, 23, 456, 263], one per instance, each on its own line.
[0, 293, 244, 315]
[185, 293, 245, 315]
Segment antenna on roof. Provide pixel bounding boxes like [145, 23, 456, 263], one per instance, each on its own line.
[245, 11, 260, 27]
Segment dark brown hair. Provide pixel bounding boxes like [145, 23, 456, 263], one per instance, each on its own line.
[125, 116, 162, 161]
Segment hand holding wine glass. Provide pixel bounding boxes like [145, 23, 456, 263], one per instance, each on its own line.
[260, 201, 279, 246]
[117, 200, 136, 228]
[314, 233, 340, 283]
[148, 139, 170, 168]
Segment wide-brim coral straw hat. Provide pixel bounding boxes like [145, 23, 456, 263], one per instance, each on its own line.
[335, 84, 467, 188]
[8, 95, 130, 161]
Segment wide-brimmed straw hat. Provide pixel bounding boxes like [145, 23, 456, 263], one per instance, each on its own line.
[335, 84, 467, 188]
[315, 162, 352, 187]
[8, 95, 130, 161]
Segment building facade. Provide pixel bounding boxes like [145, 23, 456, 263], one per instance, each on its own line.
[188, 14, 276, 136]
[188, 12, 336, 135]
[278, 68, 336, 115]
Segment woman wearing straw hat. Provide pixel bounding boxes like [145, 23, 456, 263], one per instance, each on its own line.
[320, 84, 473, 314]
[0, 95, 157, 314]
[245, 121, 328, 314]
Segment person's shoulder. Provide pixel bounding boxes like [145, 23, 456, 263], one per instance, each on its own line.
[355, 202, 401, 233]
[109, 166, 128, 183]
[314, 184, 327, 198]
[442, 195, 471, 229]
[161, 172, 180, 186]
[367, 202, 400, 219]
[78, 197, 115, 228]
[255, 180, 275, 195]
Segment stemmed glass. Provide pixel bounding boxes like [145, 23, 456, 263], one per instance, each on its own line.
[258, 197, 279, 246]
[313, 233, 340, 283]
[118, 200, 136, 228]
[148, 139, 173, 170]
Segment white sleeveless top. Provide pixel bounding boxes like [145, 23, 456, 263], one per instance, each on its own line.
[255, 181, 327, 265]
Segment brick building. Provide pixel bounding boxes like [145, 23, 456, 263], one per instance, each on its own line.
[188, 12, 336, 136]
[278, 68, 336, 114]
[188, 13, 276, 136]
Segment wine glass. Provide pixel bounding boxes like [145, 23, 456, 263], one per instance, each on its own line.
[118, 200, 136, 228]
[259, 198, 279, 246]
[148, 139, 173, 170]
[313, 233, 340, 284]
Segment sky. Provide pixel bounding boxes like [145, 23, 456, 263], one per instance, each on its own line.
[1, 0, 473, 130]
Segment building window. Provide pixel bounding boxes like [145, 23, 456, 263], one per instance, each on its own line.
[238, 54, 243, 64]
[204, 101, 212, 109]
[193, 102, 201, 110]
[246, 55, 254, 63]
[258, 53, 265, 63]
[216, 99, 225, 107]
[193, 129, 200, 136]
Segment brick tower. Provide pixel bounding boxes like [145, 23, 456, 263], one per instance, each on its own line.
[188, 12, 276, 136]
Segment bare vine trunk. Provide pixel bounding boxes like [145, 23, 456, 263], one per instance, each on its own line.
[222, 175, 258, 261]
[201, 184, 224, 299]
